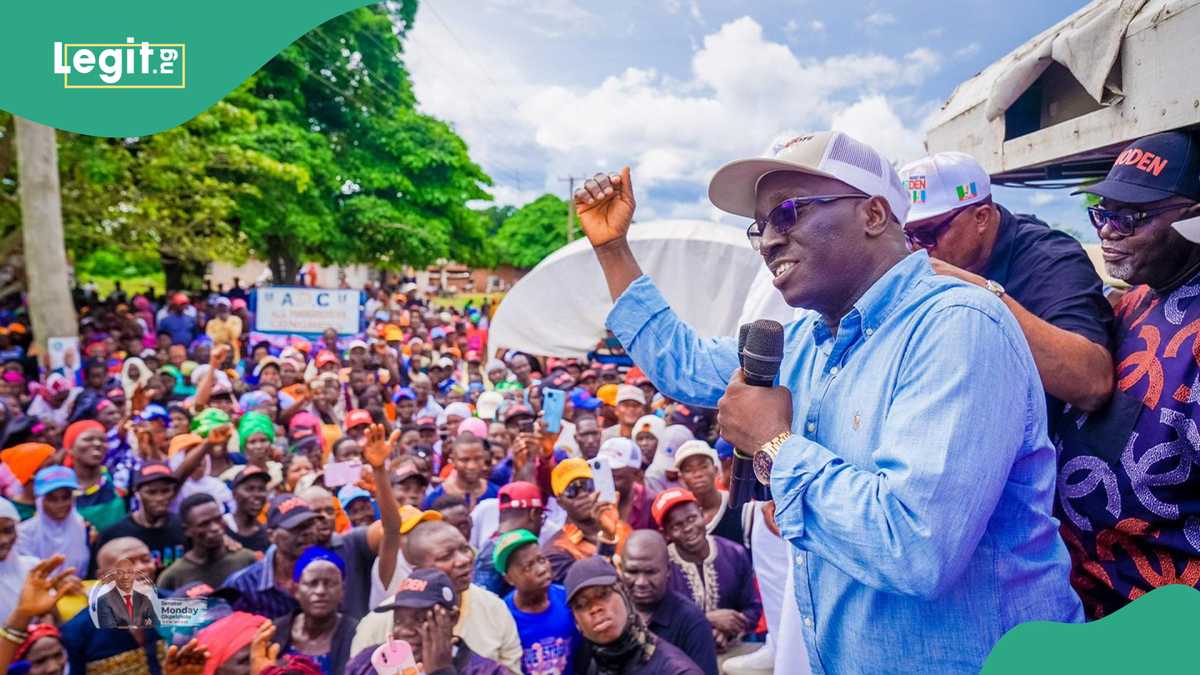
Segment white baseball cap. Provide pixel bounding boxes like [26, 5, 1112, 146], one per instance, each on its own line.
[708, 130, 910, 225]
[598, 437, 643, 470]
[898, 152, 992, 223]
[673, 440, 720, 470]
[616, 384, 645, 406]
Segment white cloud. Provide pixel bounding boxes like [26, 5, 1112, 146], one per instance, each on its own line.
[810, 19, 826, 32]
[407, 12, 937, 221]
[484, 0, 594, 25]
[954, 42, 981, 59]
[663, 0, 703, 22]
[1029, 191, 1057, 206]
[862, 12, 897, 28]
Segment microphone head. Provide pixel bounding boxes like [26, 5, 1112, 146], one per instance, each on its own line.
[741, 320, 784, 386]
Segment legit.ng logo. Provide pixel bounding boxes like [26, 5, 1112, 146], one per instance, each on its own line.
[53, 38, 185, 89]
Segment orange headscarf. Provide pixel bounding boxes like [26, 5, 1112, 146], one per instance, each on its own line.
[0, 443, 54, 485]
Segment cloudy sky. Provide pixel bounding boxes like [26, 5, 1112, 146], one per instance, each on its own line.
[403, 0, 1094, 238]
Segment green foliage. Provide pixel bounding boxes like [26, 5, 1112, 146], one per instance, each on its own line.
[0, 1, 495, 286]
[493, 194, 570, 269]
[77, 247, 161, 277]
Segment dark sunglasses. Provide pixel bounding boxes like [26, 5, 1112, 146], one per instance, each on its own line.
[1087, 203, 1192, 236]
[903, 200, 988, 251]
[746, 194, 867, 251]
[562, 478, 595, 499]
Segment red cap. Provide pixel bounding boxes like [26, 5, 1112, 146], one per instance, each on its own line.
[171, 292, 189, 306]
[416, 416, 436, 430]
[315, 351, 339, 368]
[346, 409, 373, 430]
[498, 481, 543, 510]
[651, 487, 697, 527]
[465, 350, 481, 363]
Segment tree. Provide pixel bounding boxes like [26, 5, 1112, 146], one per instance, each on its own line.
[236, 3, 493, 278]
[0, 2, 495, 290]
[493, 194, 570, 269]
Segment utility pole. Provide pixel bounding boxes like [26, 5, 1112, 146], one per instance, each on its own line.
[559, 175, 583, 242]
[15, 117, 77, 355]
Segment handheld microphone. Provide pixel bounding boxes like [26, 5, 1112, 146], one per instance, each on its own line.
[729, 320, 784, 509]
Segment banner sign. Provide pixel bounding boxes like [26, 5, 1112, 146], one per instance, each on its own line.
[253, 287, 362, 337]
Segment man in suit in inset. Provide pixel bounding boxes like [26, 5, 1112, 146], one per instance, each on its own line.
[95, 557, 159, 629]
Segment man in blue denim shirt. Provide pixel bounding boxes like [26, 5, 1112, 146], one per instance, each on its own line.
[571, 131, 1083, 674]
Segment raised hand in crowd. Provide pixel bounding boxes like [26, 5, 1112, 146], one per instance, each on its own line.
[209, 344, 232, 370]
[164, 639, 210, 675]
[130, 384, 150, 415]
[0, 555, 79, 674]
[250, 620, 281, 675]
[10, 555, 79, 624]
[574, 166, 636, 248]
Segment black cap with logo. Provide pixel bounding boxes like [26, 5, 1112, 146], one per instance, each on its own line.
[1075, 131, 1200, 204]
[373, 567, 458, 611]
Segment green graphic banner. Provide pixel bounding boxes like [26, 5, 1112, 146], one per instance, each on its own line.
[1, 1, 375, 136]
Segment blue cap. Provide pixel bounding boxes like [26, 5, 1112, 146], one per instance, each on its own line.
[337, 485, 372, 508]
[393, 387, 416, 402]
[714, 437, 735, 460]
[570, 389, 602, 411]
[292, 546, 346, 583]
[1075, 131, 1200, 204]
[33, 465, 80, 497]
[431, 327, 446, 339]
[141, 403, 170, 424]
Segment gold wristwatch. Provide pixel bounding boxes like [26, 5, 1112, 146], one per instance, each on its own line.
[753, 431, 792, 485]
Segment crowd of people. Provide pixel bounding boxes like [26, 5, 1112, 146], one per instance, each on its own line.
[0, 124, 1193, 675]
[0, 269, 773, 675]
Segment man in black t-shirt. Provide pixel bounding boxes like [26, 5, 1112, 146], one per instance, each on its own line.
[158, 493, 257, 591]
[899, 152, 1115, 425]
[224, 466, 271, 552]
[620, 530, 718, 675]
[92, 462, 186, 577]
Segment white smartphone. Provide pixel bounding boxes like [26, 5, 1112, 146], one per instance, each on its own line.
[588, 457, 618, 504]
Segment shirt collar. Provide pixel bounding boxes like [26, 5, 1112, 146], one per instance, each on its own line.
[981, 205, 1017, 284]
[850, 250, 931, 337]
[809, 251, 930, 346]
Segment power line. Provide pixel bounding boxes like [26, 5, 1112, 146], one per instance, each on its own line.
[559, 175, 585, 242]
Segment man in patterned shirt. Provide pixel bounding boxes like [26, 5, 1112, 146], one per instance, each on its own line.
[1060, 130, 1200, 618]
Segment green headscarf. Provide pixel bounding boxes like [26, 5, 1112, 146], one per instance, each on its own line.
[238, 411, 276, 450]
[159, 364, 195, 397]
[191, 408, 231, 438]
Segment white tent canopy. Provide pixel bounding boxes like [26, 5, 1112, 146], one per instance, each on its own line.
[487, 219, 794, 358]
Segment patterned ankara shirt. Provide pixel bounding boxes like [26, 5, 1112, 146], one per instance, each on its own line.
[1056, 274, 1200, 619]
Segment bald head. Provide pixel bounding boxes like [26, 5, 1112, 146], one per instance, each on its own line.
[403, 520, 463, 567]
[623, 530, 668, 565]
[402, 520, 474, 594]
[620, 530, 670, 608]
[298, 486, 332, 503]
[97, 537, 155, 586]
